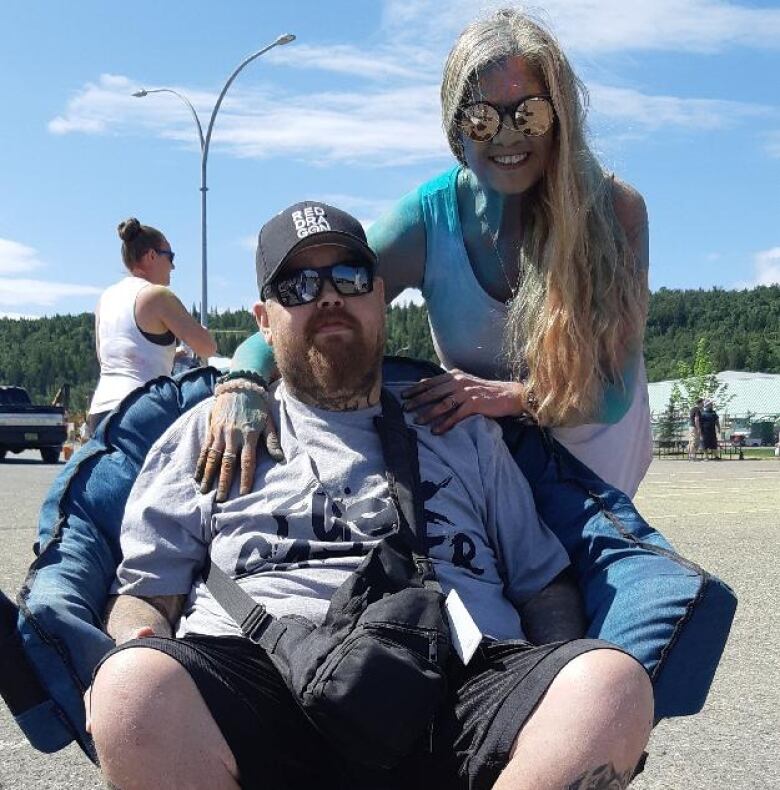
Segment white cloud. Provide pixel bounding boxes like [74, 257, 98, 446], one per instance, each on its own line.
[381, 0, 780, 54]
[46, 2, 780, 166]
[0, 237, 102, 310]
[238, 234, 258, 252]
[48, 74, 437, 167]
[51, 75, 448, 166]
[0, 238, 45, 275]
[319, 194, 398, 228]
[733, 247, 780, 288]
[752, 247, 780, 286]
[50, 70, 774, 168]
[50, 74, 135, 135]
[765, 131, 780, 159]
[266, 43, 437, 82]
[0, 278, 101, 307]
[0, 311, 40, 320]
[0, 238, 101, 309]
[589, 83, 770, 131]
[204, 84, 448, 165]
[544, 0, 780, 53]
[49, 74, 212, 145]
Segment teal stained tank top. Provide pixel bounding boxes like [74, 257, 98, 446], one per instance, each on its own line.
[416, 166, 651, 496]
[418, 167, 510, 381]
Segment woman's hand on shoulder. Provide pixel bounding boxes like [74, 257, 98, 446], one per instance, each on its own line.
[195, 377, 283, 502]
[401, 370, 531, 434]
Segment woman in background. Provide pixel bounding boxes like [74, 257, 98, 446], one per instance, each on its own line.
[87, 217, 217, 436]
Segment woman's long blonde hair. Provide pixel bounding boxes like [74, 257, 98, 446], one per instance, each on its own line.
[442, 9, 649, 425]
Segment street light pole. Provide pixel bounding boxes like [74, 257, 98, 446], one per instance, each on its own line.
[133, 33, 295, 327]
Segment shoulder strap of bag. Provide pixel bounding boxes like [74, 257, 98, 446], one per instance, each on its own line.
[203, 386, 438, 643]
[374, 389, 439, 589]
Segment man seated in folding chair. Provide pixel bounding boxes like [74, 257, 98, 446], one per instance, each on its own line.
[87, 203, 653, 790]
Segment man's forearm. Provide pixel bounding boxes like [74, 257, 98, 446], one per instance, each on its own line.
[519, 568, 587, 644]
[104, 594, 185, 645]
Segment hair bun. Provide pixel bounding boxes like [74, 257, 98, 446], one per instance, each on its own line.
[117, 217, 142, 242]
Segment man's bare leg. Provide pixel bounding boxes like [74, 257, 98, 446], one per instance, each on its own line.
[87, 647, 240, 790]
[494, 648, 653, 790]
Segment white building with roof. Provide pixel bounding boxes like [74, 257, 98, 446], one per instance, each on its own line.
[648, 371, 780, 419]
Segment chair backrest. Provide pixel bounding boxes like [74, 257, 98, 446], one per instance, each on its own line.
[13, 367, 220, 757]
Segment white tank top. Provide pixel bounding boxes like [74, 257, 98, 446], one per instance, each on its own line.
[89, 276, 176, 415]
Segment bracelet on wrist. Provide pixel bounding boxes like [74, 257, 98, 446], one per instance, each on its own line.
[214, 379, 268, 398]
[216, 370, 268, 389]
[524, 387, 539, 411]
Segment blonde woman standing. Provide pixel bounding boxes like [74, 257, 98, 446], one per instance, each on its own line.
[200, 8, 651, 499]
[87, 218, 217, 436]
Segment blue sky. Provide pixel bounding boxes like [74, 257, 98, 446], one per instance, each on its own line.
[1, 0, 778, 319]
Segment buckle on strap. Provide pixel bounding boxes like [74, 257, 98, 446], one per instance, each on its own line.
[415, 557, 435, 582]
[242, 605, 272, 643]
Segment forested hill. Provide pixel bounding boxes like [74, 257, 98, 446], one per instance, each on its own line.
[2, 285, 778, 412]
[644, 286, 780, 381]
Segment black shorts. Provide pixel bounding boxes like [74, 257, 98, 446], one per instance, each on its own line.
[103, 634, 616, 790]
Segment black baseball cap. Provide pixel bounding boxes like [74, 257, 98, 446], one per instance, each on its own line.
[256, 201, 377, 295]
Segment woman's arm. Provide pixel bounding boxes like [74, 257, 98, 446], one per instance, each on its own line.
[229, 329, 277, 377]
[593, 180, 649, 424]
[366, 188, 427, 303]
[137, 285, 217, 359]
[612, 178, 649, 276]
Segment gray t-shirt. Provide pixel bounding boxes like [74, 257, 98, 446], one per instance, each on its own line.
[115, 382, 569, 642]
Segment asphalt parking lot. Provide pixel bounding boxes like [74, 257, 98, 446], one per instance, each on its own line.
[0, 452, 778, 789]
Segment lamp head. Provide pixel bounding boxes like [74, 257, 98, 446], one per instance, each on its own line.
[132, 90, 148, 98]
[276, 33, 295, 45]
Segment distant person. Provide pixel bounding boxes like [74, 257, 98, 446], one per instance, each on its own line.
[86, 218, 217, 437]
[688, 397, 703, 460]
[699, 400, 721, 460]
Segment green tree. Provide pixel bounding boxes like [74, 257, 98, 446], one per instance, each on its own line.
[673, 337, 734, 412]
[658, 394, 681, 444]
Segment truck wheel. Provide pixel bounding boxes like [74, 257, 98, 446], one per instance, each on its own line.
[40, 446, 61, 464]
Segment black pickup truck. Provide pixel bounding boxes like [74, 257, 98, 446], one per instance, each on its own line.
[0, 386, 67, 463]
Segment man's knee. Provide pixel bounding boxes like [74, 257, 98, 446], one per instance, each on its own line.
[553, 647, 654, 734]
[89, 646, 239, 787]
[89, 647, 186, 757]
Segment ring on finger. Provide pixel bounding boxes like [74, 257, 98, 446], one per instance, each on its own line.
[222, 451, 237, 460]
[207, 448, 223, 458]
[449, 397, 458, 411]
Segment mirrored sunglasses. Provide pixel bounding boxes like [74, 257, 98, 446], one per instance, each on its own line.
[262, 262, 374, 307]
[458, 96, 555, 142]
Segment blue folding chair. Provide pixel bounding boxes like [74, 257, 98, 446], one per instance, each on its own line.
[0, 359, 736, 761]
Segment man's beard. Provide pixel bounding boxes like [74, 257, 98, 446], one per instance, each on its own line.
[274, 310, 385, 409]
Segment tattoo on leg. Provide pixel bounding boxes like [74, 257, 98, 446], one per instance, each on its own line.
[566, 763, 634, 789]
